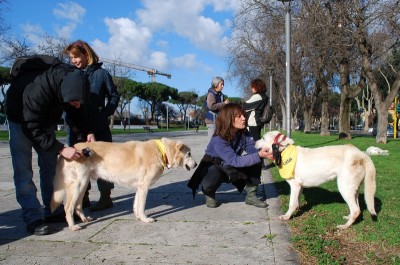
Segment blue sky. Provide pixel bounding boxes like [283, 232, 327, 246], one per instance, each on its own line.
[3, 0, 243, 111]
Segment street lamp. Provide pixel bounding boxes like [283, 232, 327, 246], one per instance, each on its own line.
[128, 100, 131, 131]
[266, 66, 274, 132]
[279, 0, 293, 137]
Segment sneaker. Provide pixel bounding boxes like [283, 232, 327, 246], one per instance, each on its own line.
[26, 219, 50, 235]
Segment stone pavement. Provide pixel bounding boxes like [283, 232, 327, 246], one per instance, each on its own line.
[0, 130, 299, 265]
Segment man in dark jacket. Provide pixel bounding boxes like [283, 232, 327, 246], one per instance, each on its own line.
[6, 56, 93, 235]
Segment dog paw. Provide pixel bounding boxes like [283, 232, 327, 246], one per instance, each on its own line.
[82, 216, 93, 223]
[140, 217, 155, 223]
[336, 224, 350, 230]
[279, 215, 291, 221]
[70, 225, 81, 231]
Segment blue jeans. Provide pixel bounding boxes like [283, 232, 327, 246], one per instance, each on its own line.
[8, 121, 58, 225]
[206, 123, 215, 143]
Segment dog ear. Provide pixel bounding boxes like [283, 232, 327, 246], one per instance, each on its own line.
[171, 142, 186, 167]
[280, 136, 295, 147]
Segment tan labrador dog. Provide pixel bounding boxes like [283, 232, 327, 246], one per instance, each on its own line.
[255, 131, 377, 229]
[51, 137, 197, 231]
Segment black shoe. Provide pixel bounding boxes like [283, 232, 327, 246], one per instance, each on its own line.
[26, 219, 50, 235]
[44, 214, 65, 223]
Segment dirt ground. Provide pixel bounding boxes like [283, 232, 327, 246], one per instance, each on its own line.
[292, 225, 399, 264]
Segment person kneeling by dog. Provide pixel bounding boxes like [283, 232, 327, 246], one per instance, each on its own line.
[188, 103, 270, 208]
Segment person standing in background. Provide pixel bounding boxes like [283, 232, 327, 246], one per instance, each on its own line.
[243, 78, 269, 142]
[204, 76, 229, 141]
[64, 40, 120, 212]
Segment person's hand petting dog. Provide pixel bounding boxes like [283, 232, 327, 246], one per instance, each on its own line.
[258, 146, 273, 160]
[59, 146, 82, 160]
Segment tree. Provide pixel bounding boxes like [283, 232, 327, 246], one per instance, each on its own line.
[102, 58, 132, 128]
[349, 0, 400, 143]
[354, 83, 374, 131]
[156, 102, 179, 126]
[113, 77, 139, 125]
[228, 0, 400, 142]
[0, 66, 10, 114]
[170, 91, 198, 122]
[132, 82, 178, 122]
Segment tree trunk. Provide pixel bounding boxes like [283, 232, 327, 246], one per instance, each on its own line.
[320, 80, 330, 136]
[320, 100, 330, 136]
[375, 104, 389, 143]
[303, 109, 312, 133]
[339, 95, 351, 139]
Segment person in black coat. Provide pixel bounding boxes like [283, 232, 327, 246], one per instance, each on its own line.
[6, 55, 93, 235]
[243, 78, 269, 141]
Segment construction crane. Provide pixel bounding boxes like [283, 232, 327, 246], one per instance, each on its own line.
[100, 58, 171, 82]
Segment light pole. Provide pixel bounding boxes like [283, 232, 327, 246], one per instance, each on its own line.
[128, 100, 131, 131]
[166, 104, 169, 131]
[267, 67, 274, 132]
[280, 0, 293, 137]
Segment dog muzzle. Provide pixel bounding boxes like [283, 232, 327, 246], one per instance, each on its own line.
[82, 147, 94, 157]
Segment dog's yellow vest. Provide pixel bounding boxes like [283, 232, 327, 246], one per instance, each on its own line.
[277, 145, 297, 179]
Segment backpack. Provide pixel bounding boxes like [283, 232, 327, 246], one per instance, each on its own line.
[260, 100, 274, 124]
[10, 55, 62, 78]
[5, 55, 65, 122]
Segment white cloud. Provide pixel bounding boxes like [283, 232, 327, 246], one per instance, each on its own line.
[52, 1, 85, 38]
[20, 23, 52, 47]
[172, 53, 213, 73]
[207, 0, 241, 12]
[136, 0, 237, 55]
[172, 54, 198, 70]
[149, 51, 169, 69]
[54, 22, 77, 39]
[92, 17, 152, 64]
[52, 1, 86, 23]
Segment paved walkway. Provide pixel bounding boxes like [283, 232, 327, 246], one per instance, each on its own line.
[0, 131, 299, 265]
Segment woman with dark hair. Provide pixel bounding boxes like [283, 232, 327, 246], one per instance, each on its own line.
[243, 78, 269, 141]
[188, 103, 270, 208]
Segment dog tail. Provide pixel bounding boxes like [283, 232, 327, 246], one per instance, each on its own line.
[363, 156, 377, 217]
[50, 159, 66, 213]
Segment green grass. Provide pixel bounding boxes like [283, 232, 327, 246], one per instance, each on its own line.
[269, 131, 400, 264]
[0, 130, 8, 141]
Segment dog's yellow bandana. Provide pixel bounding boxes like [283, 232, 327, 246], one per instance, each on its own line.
[277, 145, 297, 179]
[155, 139, 170, 169]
